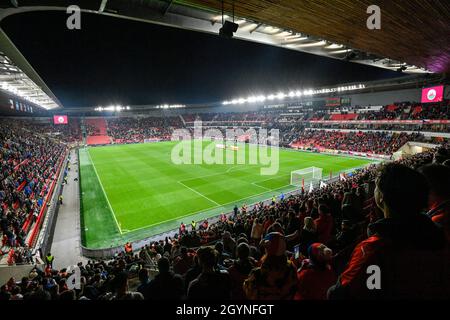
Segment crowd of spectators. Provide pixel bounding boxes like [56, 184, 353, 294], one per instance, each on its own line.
[0, 120, 67, 263]
[310, 122, 450, 133]
[4, 119, 81, 144]
[290, 130, 427, 155]
[2, 141, 449, 300]
[85, 124, 101, 136]
[1, 110, 449, 300]
[311, 100, 450, 121]
[107, 117, 183, 143]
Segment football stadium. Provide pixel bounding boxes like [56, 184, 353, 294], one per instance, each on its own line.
[0, 0, 449, 306]
[81, 142, 374, 248]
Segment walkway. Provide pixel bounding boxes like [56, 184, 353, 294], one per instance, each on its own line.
[50, 149, 87, 269]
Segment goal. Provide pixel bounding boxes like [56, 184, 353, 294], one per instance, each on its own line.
[290, 167, 323, 187]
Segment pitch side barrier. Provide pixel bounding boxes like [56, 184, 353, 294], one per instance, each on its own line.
[288, 146, 391, 161]
[78, 141, 378, 259]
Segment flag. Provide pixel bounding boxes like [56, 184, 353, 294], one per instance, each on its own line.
[320, 181, 327, 189]
[308, 181, 314, 193]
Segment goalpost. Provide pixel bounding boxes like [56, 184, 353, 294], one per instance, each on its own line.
[290, 167, 323, 187]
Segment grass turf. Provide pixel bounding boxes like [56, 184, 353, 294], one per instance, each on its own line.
[79, 141, 375, 248]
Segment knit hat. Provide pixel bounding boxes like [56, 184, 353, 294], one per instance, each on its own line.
[262, 232, 286, 257]
[308, 243, 332, 264]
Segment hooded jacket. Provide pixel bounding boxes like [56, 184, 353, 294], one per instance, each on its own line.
[328, 213, 449, 299]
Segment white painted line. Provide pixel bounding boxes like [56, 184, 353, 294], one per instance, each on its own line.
[121, 183, 295, 234]
[177, 181, 220, 206]
[87, 142, 375, 236]
[86, 149, 123, 234]
[251, 181, 271, 190]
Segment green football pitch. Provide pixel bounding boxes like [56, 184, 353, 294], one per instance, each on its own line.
[79, 141, 375, 248]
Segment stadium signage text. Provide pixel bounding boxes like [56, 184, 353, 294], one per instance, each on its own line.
[176, 304, 275, 317]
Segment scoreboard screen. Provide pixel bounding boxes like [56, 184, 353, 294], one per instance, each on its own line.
[421, 85, 444, 103]
[53, 115, 68, 124]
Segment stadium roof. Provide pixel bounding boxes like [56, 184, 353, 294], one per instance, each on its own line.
[0, 28, 62, 109]
[1, 0, 448, 74]
[182, 0, 450, 73]
[58, 73, 446, 113]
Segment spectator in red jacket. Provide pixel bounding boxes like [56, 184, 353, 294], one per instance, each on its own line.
[328, 163, 448, 299]
[314, 204, 334, 245]
[419, 164, 450, 244]
[295, 243, 337, 300]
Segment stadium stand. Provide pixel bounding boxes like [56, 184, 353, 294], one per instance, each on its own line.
[0, 120, 68, 265]
[290, 130, 425, 155]
[86, 135, 111, 146]
[1, 0, 449, 305]
[329, 113, 358, 121]
[84, 118, 111, 145]
[1, 112, 449, 299]
[85, 118, 108, 136]
[107, 116, 183, 144]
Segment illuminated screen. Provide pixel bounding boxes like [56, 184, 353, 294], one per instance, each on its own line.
[53, 115, 68, 124]
[421, 85, 444, 103]
[326, 97, 341, 107]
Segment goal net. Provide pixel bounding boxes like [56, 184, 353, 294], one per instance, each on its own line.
[290, 167, 323, 187]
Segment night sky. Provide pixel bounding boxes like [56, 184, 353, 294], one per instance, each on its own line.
[1, 10, 403, 108]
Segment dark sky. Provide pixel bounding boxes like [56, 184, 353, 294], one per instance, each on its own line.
[2, 10, 403, 108]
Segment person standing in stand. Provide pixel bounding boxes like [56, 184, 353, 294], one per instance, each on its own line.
[45, 252, 54, 269]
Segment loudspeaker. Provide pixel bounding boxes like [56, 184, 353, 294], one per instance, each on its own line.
[219, 20, 239, 39]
